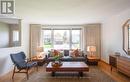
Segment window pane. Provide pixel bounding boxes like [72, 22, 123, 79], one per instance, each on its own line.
[13, 30, 19, 41]
[54, 30, 70, 49]
[72, 30, 80, 49]
[42, 28, 81, 51]
[43, 30, 52, 51]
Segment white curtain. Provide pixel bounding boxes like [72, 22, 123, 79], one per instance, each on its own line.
[82, 24, 101, 59]
[30, 24, 42, 58]
[81, 27, 86, 51]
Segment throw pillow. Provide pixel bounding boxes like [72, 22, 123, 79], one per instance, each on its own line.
[59, 50, 64, 57]
[71, 49, 80, 57]
[48, 49, 64, 57]
[74, 49, 80, 57]
[53, 50, 60, 56]
[69, 51, 74, 58]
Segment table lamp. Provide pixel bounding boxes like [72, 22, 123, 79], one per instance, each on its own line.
[87, 46, 96, 57]
[36, 46, 44, 58]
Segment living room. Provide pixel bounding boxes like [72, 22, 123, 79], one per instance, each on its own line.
[0, 0, 130, 82]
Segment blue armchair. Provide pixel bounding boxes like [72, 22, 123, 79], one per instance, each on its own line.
[10, 52, 38, 79]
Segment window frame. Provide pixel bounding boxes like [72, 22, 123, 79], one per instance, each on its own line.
[42, 27, 82, 51]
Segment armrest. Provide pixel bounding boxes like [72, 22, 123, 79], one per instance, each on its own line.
[82, 52, 87, 58]
[81, 51, 86, 57]
[25, 58, 31, 62]
[84, 54, 87, 58]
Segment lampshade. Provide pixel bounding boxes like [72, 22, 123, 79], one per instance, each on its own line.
[37, 46, 43, 52]
[87, 46, 96, 52]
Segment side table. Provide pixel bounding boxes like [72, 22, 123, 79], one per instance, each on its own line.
[32, 56, 45, 66]
[87, 56, 99, 65]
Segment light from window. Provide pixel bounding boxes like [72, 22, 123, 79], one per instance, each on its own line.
[13, 30, 19, 41]
[72, 30, 80, 49]
[43, 28, 81, 51]
[43, 30, 52, 51]
[54, 30, 70, 49]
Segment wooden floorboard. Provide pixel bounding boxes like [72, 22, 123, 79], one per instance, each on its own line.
[0, 61, 130, 82]
[98, 61, 130, 82]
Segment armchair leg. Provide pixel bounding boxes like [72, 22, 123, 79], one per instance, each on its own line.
[26, 68, 29, 80]
[12, 66, 16, 79]
[36, 65, 38, 71]
[33, 65, 38, 71]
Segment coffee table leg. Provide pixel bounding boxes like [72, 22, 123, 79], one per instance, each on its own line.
[52, 72, 55, 76]
[79, 72, 83, 77]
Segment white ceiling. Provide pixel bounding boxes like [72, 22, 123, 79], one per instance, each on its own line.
[15, 0, 130, 24]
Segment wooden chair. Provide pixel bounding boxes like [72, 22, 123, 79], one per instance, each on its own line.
[10, 52, 38, 79]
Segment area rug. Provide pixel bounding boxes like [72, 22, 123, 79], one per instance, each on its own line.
[21, 66, 116, 82]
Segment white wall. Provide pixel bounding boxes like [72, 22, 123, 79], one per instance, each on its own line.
[0, 20, 29, 76]
[101, 9, 130, 63]
[0, 23, 9, 48]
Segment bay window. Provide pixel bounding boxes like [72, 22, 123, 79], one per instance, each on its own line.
[42, 27, 81, 51]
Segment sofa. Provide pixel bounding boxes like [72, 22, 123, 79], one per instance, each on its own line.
[45, 50, 87, 63]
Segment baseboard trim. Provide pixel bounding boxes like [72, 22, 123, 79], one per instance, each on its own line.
[100, 59, 110, 65]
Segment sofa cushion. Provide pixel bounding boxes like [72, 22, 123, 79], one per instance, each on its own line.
[61, 56, 72, 61]
[71, 57, 86, 61]
[47, 56, 86, 62]
[60, 56, 86, 61]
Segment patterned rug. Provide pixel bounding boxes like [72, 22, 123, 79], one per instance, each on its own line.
[21, 66, 116, 82]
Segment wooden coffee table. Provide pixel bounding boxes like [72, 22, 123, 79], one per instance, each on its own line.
[46, 62, 89, 77]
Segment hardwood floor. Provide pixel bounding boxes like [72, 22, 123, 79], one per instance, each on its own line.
[98, 61, 130, 82]
[0, 61, 130, 82]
